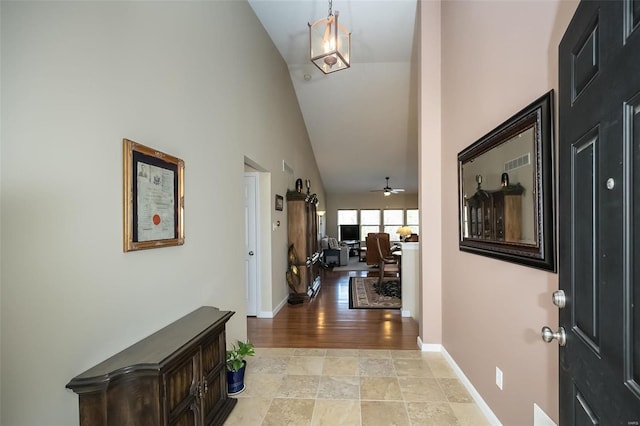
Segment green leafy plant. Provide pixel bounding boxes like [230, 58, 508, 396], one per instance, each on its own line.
[226, 340, 255, 372]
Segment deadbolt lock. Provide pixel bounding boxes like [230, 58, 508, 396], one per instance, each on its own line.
[552, 290, 566, 308]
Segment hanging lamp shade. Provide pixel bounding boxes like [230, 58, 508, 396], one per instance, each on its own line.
[308, 10, 351, 74]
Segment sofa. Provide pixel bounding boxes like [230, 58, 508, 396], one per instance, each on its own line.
[320, 236, 349, 266]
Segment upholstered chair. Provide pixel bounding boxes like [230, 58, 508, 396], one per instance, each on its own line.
[376, 236, 400, 285]
[366, 233, 391, 265]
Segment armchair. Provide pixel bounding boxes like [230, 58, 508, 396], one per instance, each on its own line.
[321, 236, 349, 266]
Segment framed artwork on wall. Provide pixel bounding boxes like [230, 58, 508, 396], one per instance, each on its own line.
[123, 138, 184, 252]
[275, 194, 284, 211]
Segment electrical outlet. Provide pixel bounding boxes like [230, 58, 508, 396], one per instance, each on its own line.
[496, 367, 503, 390]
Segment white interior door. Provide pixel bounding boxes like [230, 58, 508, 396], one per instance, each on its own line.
[244, 173, 258, 316]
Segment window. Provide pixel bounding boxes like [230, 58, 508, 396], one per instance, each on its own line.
[406, 209, 420, 236]
[337, 209, 358, 225]
[337, 210, 358, 240]
[383, 209, 404, 241]
[360, 209, 380, 240]
[337, 208, 419, 241]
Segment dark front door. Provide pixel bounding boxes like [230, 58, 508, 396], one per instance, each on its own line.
[558, 0, 640, 424]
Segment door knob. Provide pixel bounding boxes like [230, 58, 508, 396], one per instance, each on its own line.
[248, 251, 254, 256]
[552, 290, 566, 308]
[541, 326, 566, 346]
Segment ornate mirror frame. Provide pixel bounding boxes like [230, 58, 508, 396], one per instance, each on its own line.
[457, 91, 556, 272]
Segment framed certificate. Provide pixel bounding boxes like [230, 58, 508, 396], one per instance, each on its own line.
[123, 139, 184, 252]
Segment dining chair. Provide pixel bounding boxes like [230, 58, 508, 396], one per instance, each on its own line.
[376, 236, 400, 286]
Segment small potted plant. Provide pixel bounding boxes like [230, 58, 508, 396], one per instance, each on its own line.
[226, 340, 255, 395]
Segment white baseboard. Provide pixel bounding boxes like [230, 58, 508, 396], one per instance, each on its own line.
[417, 336, 442, 352]
[402, 310, 411, 317]
[439, 347, 502, 426]
[533, 403, 556, 426]
[257, 295, 288, 318]
[417, 338, 501, 425]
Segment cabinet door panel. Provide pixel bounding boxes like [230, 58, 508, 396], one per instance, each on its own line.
[168, 403, 198, 426]
[202, 370, 225, 425]
[200, 330, 223, 375]
[164, 350, 199, 415]
[200, 331, 226, 421]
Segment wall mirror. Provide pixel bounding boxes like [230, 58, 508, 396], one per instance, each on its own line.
[457, 91, 556, 272]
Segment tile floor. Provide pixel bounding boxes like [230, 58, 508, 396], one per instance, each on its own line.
[223, 348, 491, 426]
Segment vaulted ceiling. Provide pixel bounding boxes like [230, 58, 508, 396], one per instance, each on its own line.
[248, 0, 419, 195]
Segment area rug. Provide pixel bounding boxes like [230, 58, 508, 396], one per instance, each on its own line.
[349, 276, 401, 309]
[332, 257, 372, 272]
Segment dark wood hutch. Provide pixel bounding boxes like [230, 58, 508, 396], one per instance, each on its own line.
[466, 184, 524, 242]
[286, 190, 321, 298]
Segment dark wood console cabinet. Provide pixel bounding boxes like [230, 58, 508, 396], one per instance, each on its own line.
[66, 306, 235, 426]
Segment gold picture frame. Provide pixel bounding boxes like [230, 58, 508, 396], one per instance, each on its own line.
[123, 139, 184, 252]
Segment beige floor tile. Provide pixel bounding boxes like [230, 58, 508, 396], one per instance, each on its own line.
[359, 349, 391, 358]
[450, 402, 491, 426]
[238, 373, 284, 398]
[311, 399, 361, 426]
[427, 357, 458, 379]
[254, 347, 295, 357]
[393, 358, 434, 377]
[322, 357, 359, 376]
[360, 400, 410, 426]
[288, 356, 325, 375]
[405, 401, 461, 425]
[317, 375, 360, 400]
[398, 377, 447, 402]
[326, 348, 360, 357]
[359, 357, 396, 376]
[228, 347, 492, 426]
[294, 348, 328, 357]
[262, 398, 316, 426]
[419, 352, 446, 361]
[223, 397, 272, 426]
[390, 349, 423, 359]
[438, 378, 473, 403]
[360, 376, 402, 401]
[248, 356, 290, 374]
[277, 375, 321, 398]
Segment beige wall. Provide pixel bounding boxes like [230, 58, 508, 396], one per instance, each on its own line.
[419, 0, 443, 348]
[430, 0, 579, 424]
[325, 192, 418, 239]
[0, 2, 323, 424]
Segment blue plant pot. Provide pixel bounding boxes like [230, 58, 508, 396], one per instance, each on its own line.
[227, 361, 246, 395]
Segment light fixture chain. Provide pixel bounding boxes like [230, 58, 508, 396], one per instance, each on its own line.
[328, 0, 333, 17]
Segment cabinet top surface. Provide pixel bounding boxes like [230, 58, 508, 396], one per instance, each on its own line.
[66, 306, 234, 391]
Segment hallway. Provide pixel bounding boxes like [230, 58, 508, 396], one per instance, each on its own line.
[247, 268, 420, 350]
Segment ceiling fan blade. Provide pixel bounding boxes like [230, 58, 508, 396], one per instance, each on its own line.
[371, 177, 404, 194]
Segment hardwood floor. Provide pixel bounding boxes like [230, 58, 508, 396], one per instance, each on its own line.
[247, 268, 420, 350]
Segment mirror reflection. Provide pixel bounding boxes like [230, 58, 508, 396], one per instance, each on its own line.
[457, 90, 556, 272]
[461, 126, 536, 245]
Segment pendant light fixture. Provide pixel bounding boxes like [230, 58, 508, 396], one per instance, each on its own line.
[308, 0, 351, 74]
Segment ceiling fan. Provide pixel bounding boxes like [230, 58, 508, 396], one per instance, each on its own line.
[371, 177, 405, 197]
